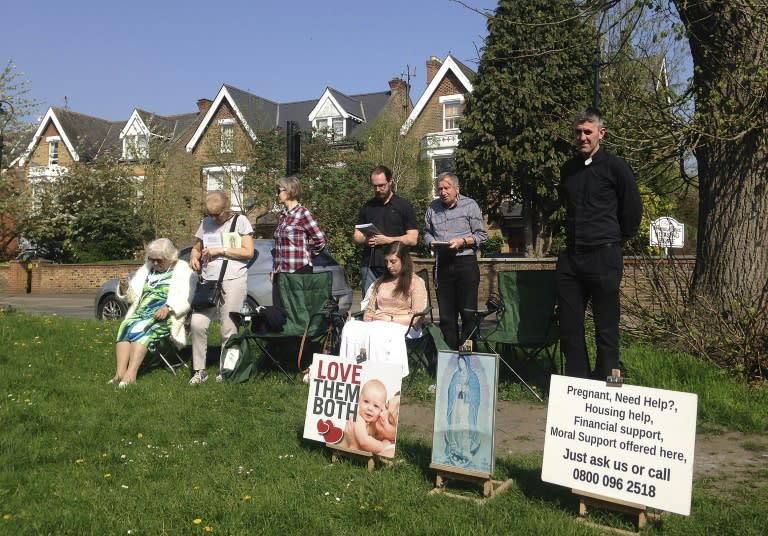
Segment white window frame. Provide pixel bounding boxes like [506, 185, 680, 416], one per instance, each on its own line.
[47, 136, 60, 165]
[313, 116, 345, 140]
[203, 164, 246, 212]
[219, 119, 235, 154]
[439, 94, 465, 132]
[124, 134, 149, 160]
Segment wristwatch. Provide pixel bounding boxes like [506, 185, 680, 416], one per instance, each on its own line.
[223, 246, 228, 257]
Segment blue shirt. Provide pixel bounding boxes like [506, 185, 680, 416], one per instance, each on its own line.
[424, 195, 487, 258]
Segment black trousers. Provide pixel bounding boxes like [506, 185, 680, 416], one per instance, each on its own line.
[556, 245, 623, 379]
[435, 255, 480, 350]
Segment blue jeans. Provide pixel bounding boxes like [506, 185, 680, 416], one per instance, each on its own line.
[360, 265, 387, 296]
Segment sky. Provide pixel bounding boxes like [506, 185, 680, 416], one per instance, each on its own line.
[3, 0, 497, 122]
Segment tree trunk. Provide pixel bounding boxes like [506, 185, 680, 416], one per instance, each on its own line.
[675, 0, 768, 310]
[522, 194, 552, 258]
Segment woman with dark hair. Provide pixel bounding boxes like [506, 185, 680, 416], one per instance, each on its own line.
[339, 241, 427, 377]
[109, 238, 197, 388]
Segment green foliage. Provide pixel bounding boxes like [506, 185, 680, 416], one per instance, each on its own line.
[301, 160, 372, 275]
[20, 159, 143, 262]
[455, 0, 597, 255]
[479, 234, 505, 256]
[622, 254, 767, 383]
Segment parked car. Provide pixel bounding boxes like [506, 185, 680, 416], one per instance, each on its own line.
[94, 239, 353, 320]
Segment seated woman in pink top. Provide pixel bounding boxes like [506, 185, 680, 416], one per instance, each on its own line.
[339, 241, 427, 377]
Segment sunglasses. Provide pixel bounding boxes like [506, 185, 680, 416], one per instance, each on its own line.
[276, 187, 287, 194]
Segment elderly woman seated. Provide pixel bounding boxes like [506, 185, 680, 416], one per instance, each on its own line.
[339, 241, 427, 377]
[108, 238, 197, 388]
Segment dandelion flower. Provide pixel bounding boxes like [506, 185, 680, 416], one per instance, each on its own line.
[192, 518, 202, 525]
[204, 526, 214, 532]
[137, 433, 143, 440]
[75, 458, 85, 464]
[104, 473, 112, 479]
[3, 514, 12, 521]
[243, 495, 252, 501]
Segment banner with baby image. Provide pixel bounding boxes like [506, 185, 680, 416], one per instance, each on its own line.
[303, 354, 403, 458]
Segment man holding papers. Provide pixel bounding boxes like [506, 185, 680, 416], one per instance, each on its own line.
[353, 165, 418, 295]
[423, 172, 487, 350]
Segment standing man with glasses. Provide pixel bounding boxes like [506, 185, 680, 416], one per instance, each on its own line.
[556, 107, 642, 380]
[354, 165, 418, 296]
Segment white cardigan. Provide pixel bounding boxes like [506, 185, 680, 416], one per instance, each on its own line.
[118, 260, 197, 348]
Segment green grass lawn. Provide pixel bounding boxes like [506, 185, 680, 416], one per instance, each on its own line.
[1, 310, 766, 535]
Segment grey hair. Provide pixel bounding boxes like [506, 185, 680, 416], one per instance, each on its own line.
[437, 171, 459, 187]
[144, 238, 178, 268]
[276, 176, 302, 202]
[573, 107, 605, 129]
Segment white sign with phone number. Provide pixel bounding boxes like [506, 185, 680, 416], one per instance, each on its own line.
[542, 375, 698, 516]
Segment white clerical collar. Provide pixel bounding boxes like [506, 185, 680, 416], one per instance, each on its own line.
[584, 157, 593, 166]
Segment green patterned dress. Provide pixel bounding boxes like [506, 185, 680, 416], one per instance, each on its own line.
[115, 268, 174, 351]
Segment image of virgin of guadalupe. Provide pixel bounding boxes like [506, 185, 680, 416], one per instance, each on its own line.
[444, 354, 481, 466]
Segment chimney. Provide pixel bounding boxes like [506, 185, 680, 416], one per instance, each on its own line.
[197, 99, 213, 113]
[426, 56, 443, 85]
[388, 77, 408, 93]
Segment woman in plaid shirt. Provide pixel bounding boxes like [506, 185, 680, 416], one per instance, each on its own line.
[271, 176, 328, 307]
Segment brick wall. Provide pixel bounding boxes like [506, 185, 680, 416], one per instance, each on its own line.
[1, 257, 696, 305]
[2, 260, 141, 294]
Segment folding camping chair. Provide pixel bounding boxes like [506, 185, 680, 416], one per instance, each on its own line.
[257, 271, 342, 375]
[461, 270, 559, 402]
[139, 318, 190, 377]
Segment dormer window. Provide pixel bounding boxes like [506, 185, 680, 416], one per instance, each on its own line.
[124, 134, 149, 160]
[313, 116, 345, 140]
[440, 95, 465, 131]
[47, 137, 59, 165]
[219, 119, 235, 153]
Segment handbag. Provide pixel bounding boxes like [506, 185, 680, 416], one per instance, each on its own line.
[191, 279, 222, 310]
[191, 215, 239, 311]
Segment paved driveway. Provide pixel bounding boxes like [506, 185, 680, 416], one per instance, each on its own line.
[0, 293, 96, 319]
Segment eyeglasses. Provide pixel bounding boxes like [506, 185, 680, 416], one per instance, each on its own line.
[276, 187, 287, 194]
[372, 183, 388, 190]
[149, 257, 164, 264]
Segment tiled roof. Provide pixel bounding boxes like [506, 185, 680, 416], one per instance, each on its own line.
[51, 107, 123, 161]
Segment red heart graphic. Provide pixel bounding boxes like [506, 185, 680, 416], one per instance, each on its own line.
[317, 418, 330, 435]
[324, 425, 343, 445]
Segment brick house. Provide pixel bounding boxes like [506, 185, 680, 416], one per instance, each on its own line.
[5, 78, 409, 257]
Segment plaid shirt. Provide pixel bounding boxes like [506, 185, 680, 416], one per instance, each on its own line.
[272, 204, 327, 273]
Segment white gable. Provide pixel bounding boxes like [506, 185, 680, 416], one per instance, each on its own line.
[400, 55, 473, 135]
[19, 108, 80, 166]
[119, 110, 150, 139]
[185, 86, 257, 152]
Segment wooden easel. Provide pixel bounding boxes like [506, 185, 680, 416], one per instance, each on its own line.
[571, 369, 660, 533]
[429, 463, 513, 501]
[328, 445, 380, 471]
[573, 488, 660, 533]
[427, 341, 513, 502]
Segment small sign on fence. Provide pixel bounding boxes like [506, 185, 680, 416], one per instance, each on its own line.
[650, 217, 684, 249]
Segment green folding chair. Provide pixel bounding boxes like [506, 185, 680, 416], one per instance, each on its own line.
[257, 271, 342, 375]
[483, 270, 560, 374]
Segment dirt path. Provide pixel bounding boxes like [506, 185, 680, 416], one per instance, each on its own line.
[399, 399, 768, 480]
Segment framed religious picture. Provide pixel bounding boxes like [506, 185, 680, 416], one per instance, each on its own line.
[430, 350, 499, 476]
